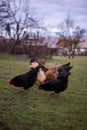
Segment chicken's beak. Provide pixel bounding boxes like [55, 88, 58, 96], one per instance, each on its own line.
[8, 80, 12, 85]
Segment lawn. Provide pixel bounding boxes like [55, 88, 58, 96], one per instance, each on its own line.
[0, 53, 87, 130]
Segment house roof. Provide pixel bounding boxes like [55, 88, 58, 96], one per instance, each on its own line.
[77, 42, 87, 49]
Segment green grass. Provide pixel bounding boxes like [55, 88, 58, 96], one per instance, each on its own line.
[0, 53, 87, 130]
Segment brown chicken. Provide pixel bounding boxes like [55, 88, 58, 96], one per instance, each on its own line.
[38, 59, 59, 81]
[45, 66, 58, 81]
[37, 65, 59, 83]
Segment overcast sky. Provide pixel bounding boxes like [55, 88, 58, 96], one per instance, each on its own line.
[31, 0, 87, 33]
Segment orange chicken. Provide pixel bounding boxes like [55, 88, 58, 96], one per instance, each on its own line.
[45, 66, 58, 81]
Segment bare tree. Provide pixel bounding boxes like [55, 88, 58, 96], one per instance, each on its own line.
[0, 0, 39, 53]
[0, 0, 8, 37]
[57, 15, 86, 58]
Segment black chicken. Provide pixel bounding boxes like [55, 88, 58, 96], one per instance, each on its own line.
[8, 66, 40, 89]
[38, 62, 73, 93]
[58, 64, 73, 75]
[38, 72, 71, 94]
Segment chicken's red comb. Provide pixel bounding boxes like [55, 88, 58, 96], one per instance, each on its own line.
[38, 80, 45, 90]
[41, 80, 45, 84]
[8, 80, 12, 85]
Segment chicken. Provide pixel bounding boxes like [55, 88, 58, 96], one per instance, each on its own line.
[37, 68, 46, 82]
[8, 66, 40, 89]
[38, 72, 71, 94]
[45, 66, 58, 81]
[29, 57, 47, 70]
[29, 57, 48, 71]
[29, 57, 39, 69]
[29, 57, 58, 82]
[37, 62, 72, 82]
[28, 57, 73, 94]
[58, 65, 73, 75]
[29, 57, 48, 82]
[38, 62, 73, 93]
[30, 62, 39, 69]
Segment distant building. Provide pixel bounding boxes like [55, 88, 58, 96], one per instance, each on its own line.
[77, 42, 87, 55]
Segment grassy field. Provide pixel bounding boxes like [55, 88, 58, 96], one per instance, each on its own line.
[0, 53, 87, 130]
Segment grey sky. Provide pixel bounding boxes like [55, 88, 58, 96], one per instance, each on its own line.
[31, 0, 87, 32]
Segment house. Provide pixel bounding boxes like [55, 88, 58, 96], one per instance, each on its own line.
[77, 42, 87, 55]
